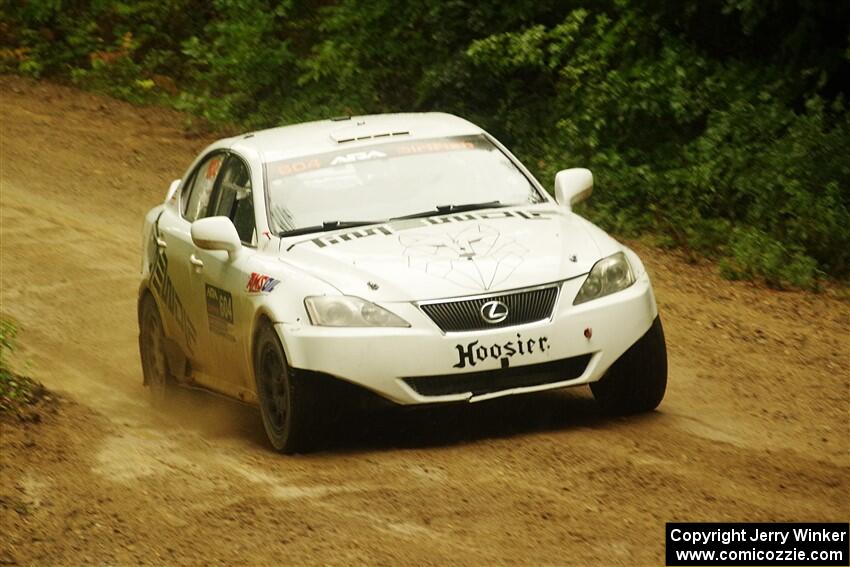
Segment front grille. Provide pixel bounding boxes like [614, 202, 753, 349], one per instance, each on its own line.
[419, 285, 559, 333]
[403, 354, 592, 397]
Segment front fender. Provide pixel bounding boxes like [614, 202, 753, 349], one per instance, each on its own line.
[244, 259, 339, 366]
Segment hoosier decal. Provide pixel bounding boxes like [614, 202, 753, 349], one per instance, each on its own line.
[453, 333, 550, 369]
[246, 272, 280, 293]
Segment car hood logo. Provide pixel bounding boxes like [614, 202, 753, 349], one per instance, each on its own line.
[480, 299, 509, 324]
[400, 224, 529, 291]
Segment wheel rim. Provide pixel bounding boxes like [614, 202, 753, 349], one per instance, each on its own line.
[142, 309, 169, 400]
[259, 342, 288, 435]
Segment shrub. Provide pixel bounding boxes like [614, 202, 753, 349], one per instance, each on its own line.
[719, 228, 823, 289]
[1, 319, 40, 413]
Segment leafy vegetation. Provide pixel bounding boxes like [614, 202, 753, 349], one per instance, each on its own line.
[0, 319, 48, 415]
[2, 0, 848, 288]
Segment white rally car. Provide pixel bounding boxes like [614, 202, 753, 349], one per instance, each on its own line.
[138, 112, 667, 452]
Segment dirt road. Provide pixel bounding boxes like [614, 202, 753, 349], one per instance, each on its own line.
[1, 75, 848, 566]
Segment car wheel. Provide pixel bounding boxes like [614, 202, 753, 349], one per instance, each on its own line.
[590, 316, 667, 414]
[139, 294, 175, 405]
[253, 323, 321, 453]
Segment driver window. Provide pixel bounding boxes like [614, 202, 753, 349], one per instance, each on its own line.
[183, 153, 225, 222]
[209, 156, 256, 245]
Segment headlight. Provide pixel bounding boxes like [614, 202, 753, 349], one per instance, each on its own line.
[573, 252, 636, 305]
[304, 296, 410, 327]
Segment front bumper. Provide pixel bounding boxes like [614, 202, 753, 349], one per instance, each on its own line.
[279, 272, 658, 405]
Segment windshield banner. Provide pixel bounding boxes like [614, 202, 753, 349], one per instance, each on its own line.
[267, 135, 487, 179]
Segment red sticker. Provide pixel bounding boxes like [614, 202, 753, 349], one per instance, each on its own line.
[205, 157, 222, 180]
[247, 272, 280, 293]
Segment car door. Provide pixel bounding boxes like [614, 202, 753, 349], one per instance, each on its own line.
[153, 152, 226, 371]
[186, 153, 259, 395]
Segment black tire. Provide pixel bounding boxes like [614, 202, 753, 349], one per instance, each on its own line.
[590, 316, 667, 415]
[253, 323, 323, 453]
[139, 294, 176, 406]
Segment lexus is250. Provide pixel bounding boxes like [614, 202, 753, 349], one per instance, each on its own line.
[138, 113, 667, 452]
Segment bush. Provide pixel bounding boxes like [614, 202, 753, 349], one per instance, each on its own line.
[719, 228, 823, 290]
[0, 319, 45, 414]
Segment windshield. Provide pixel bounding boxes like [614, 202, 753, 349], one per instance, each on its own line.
[264, 135, 544, 233]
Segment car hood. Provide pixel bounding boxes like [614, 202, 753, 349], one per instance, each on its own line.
[279, 205, 601, 301]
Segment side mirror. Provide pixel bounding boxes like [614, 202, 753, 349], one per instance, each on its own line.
[164, 179, 181, 203]
[554, 168, 593, 208]
[191, 216, 241, 257]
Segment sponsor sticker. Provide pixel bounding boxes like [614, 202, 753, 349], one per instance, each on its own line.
[205, 156, 223, 179]
[205, 284, 235, 341]
[150, 242, 198, 352]
[270, 135, 482, 179]
[453, 333, 550, 369]
[330, 150, 387, 165]
[246, 272, 280, 293]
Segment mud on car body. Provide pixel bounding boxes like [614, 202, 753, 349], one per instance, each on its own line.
[137, 112, 667, 453]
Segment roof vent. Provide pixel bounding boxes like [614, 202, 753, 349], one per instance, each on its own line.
[331, 130, 410, 144]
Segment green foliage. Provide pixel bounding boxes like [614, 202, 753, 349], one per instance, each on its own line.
[178, 0, 298, 126]
[2, 0, 849, 288]
[719, 228, 823, 290]
[0, 318, 44, 414]
[68, 32, 162, 104]
[0, 319, 17, 373]
[678, 95, 850, 281]
[449, 6, 849, 288]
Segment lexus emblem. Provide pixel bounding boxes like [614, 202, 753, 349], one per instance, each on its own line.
[480, 300, 509, 324]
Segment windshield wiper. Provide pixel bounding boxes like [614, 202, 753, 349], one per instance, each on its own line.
[279, 219, 386, 238]
[280, 201, 508, 237]
[392, 200, 505, 220]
